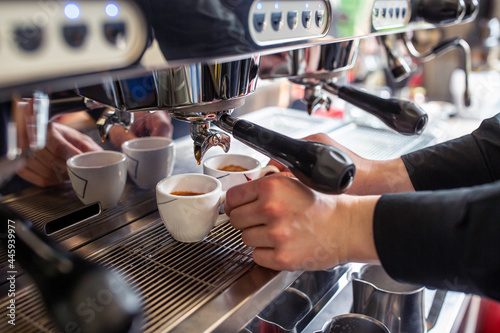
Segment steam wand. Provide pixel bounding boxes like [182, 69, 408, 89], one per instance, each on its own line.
[399, 33, 472, 107]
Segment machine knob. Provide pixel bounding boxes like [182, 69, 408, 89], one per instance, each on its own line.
[416, 0, 466, 24]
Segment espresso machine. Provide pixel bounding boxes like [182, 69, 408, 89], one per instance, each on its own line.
[0, 0, 480, 332]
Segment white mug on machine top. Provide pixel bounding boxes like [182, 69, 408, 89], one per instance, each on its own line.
[67, 151, 127, 210]
[203, 154, 280, 191]
[121, 136, 175, 190]
[156, 174, 227, 243]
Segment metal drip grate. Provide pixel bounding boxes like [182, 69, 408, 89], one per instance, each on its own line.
[0, 219, 255, 333]
[329, 123, 436, 160]
[0, 183, 157, 272]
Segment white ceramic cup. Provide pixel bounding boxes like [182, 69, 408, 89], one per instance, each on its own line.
[67, 151, 127, 210]
[121, 136, 175, 190]
[156, 174, 226, 243]
[203, 154, 280, 191]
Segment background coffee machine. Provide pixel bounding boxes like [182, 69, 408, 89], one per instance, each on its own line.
[0, 0, 489, 332]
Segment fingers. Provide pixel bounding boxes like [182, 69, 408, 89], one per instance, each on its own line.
[224, 179, 260, 215]
[146, 111, 173, 138]
[16, 122, 103, 187]
[46, 122, 102, 161]
[267, 159, 286, 171]
[17, 149, 67, 187]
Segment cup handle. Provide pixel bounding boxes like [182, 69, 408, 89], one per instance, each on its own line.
[259, 165, 280, 178]
[215, 191, 229, 226]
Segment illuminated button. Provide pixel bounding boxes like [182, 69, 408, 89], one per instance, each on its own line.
[63, 24, 88, 48]
[271, 12, 283, 31]
[64, 3, 81, 20]
[253, 13, 266, 32]
[105, 3, 119, 17]
[14, 25, 43, 52]
[287, 11, 298, 30]
[104, 22, 126, 47]
[315, 10, 325, 27]
[302, 10, 312, 29]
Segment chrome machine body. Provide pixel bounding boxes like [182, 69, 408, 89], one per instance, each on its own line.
[0, 0, 479, 332]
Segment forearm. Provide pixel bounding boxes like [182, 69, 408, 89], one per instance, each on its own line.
[346, 157, 415, 195]
[305, 133, 415, 195]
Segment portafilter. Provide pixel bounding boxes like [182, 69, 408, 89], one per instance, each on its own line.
[260, 40, 429, 136]
[70, 57, 355, 194]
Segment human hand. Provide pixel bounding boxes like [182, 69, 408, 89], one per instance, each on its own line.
[225, 174, 380, 271]
[17, 122, 103, 187]
[108, 111, 173, 148]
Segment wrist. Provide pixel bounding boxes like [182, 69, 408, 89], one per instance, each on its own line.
[343, 195, 381, 264]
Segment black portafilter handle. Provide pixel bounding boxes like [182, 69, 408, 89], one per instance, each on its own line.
[323, 83, 428, 135]
[0, 204, 142, 333]
[216, 114, 355, 194]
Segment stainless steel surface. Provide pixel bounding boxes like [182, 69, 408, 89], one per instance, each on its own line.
[259, 41, 360, 81]
[76, 58, 260, 114]
[316, 314, 390, 333]
[301, 264, 470, 333]
[351, 264, 443, 333]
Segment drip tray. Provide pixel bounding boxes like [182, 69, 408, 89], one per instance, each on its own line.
[0, 218, 255, 332]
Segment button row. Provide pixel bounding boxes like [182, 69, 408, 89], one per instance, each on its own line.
[254, 10, 325, 32]
[373, 6, 407, 19]
[13, 22, 126, 52]
[372, 0, 410, 30]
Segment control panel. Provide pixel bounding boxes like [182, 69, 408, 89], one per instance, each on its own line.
[249, 0, 330, 45]
[372, 0, 411, 31]
[0, 1, 148, 87]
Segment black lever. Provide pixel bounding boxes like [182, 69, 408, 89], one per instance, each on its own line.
[216, 114, 355, 194]
[322, 82, 428, 135]
[0, 204, 142, 333]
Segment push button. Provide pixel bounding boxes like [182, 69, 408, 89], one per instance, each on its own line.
[315, 10, 325, 27]
[14, 25, 43, 52]
[104, 22, 126, 47]
[271, 12, 283, 31]
[253, 13, 266, 32]
[287, 11, 298, 30]
[302, 10, 312, 29]
[63, 24, 88, 48]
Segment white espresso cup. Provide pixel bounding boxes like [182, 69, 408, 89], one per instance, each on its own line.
[67, 151, 127, 209]
[203, 154, 280, 191]
[121, 136, 175, 190]
[156, 174, 226, 243]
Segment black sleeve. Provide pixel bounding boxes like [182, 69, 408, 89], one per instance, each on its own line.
[373, 180, 500, 301]
[402, 113, 500, 190]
